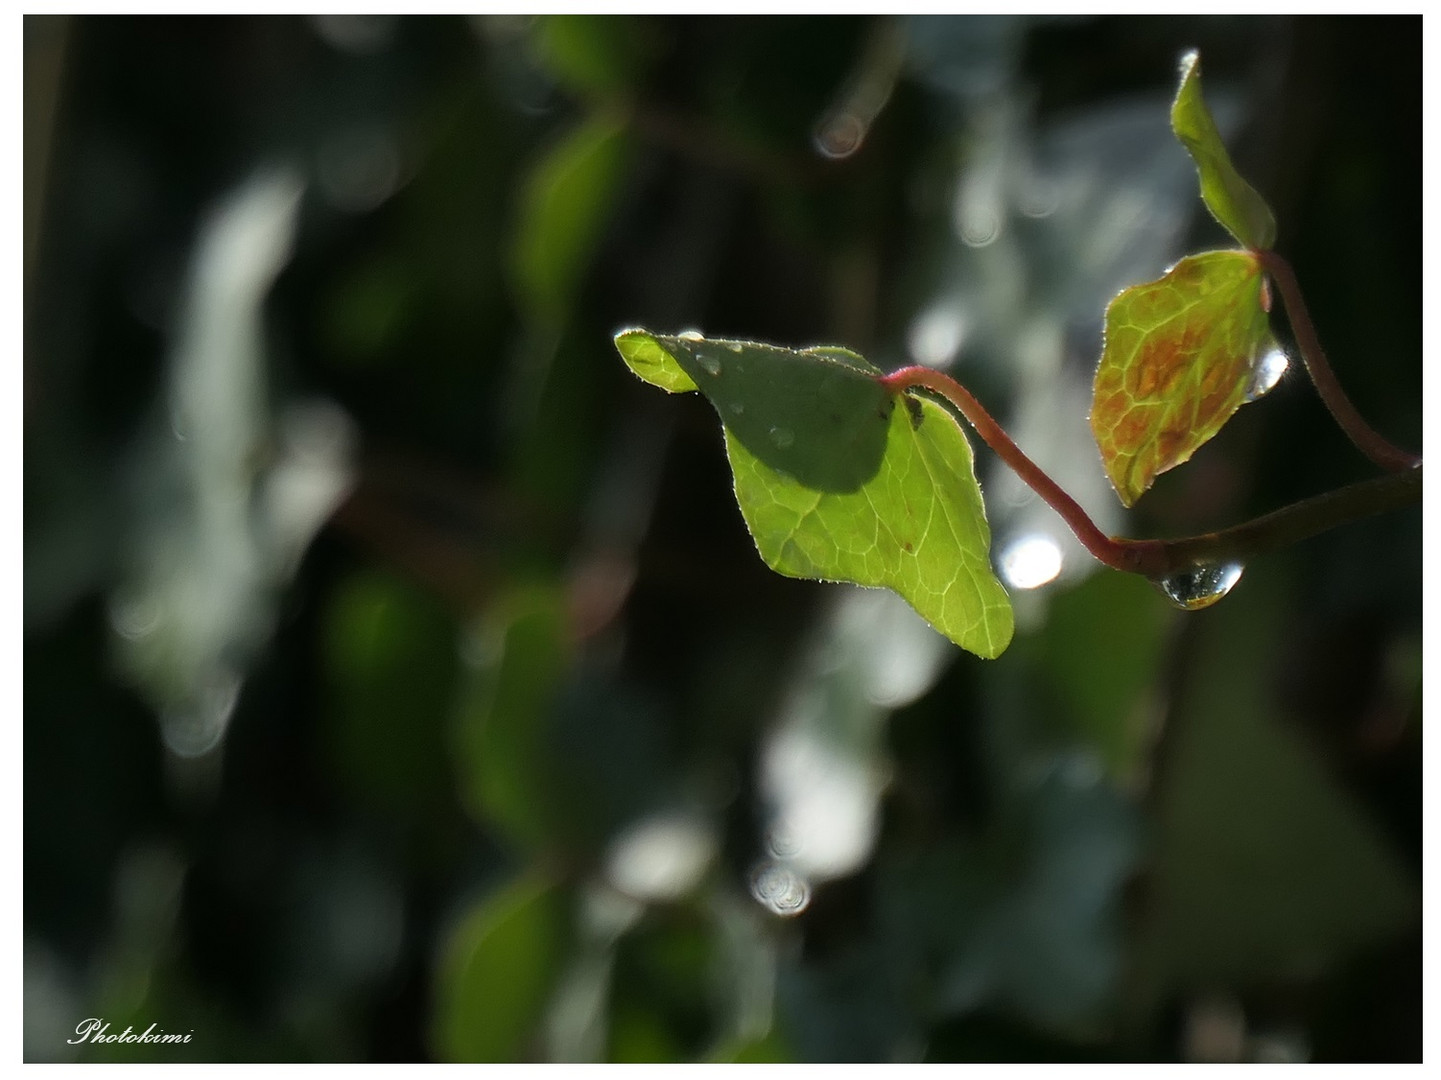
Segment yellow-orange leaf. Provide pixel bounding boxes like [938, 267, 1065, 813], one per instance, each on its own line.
[1091, 250, 1277, 507]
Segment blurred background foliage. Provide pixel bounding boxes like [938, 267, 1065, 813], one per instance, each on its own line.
[24, 14, 1420, 1063]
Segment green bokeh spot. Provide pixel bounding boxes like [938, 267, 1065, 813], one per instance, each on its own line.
[433, 873, 568, 1062]
[513, 116, 632, 323]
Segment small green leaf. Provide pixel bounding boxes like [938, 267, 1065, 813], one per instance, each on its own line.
[615, 330, 1013, 659]
[1171, 50, 1277, 251]
[1091, 250, 1277, 507]
[433, 873, 568, 1062]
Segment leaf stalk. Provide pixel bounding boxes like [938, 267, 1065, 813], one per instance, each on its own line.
[878, 365, 1421, 583]
[1257, 249, 1420, 473]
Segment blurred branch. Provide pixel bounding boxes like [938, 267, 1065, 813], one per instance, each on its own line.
[330, 452, 566, 613]
[1156, 464, 1422, 570]
[617, 99, 825, 188]
[24, 15, 70, 288]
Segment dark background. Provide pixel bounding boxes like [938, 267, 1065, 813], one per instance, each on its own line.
[25, 15, 1420, 1062]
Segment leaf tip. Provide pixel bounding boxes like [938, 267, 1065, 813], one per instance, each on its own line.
[613, 327, 697, 393]
[1169, 48, 1277, 251]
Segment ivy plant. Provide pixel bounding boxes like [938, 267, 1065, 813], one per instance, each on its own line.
[615, 51, 1421, 660]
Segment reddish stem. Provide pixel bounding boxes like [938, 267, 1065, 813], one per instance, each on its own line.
[1256, 249, 1420, 472]
[878, 365, 1168, 577]
[879, 364, 1421, 584]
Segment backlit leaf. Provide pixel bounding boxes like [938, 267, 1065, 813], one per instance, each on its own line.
[1090, 250, 1277, 507]
[1171, 50, 1277, 251]
[616, 329, 1013, 659]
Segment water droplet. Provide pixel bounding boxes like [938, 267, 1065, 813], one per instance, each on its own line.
[696, 352, 722, 376]
[109, 593, 162, 640]
[724, 341, 744, 353]
[161, 670, 243, 757]
[768, 426, 795, 449]
[958, 209, 1000, 248]
[1245, 347, 1289, 402]
[1060, 751, 1103, 790]
[749, 859, 811, 916]
[728, 402, 744, 417]
[765, 823, 801, 860]
[1154, 562, 1244, 610]
[1018, 175, 1060, 219]
[678, 329, 704, 341]
[813, 111, 867, 159]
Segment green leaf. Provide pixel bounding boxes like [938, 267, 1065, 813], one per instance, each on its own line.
[616, 329, 1013, 659]
[1091, 250, 1277, 507]
[433, 873, 569, 1062]
[606, 912, 717, 1062]
[1130, 569, 1415, 1004]
[1035, 571, 1174, 784]
[320, 568, 457, 819]
[1171, 50, 1277, 251]
[513, 115, 631, 324]
[529, 15, 656, 98]
[452, 585, 569, 850]
[711, 1028, 793, 1064]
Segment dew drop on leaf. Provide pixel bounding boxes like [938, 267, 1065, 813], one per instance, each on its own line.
[768, 426, 795, 449]
[1244, 346, 1289, 403]
[678, 329, 704, 341]
[697, 352, 722, 376]
[1153, 561, 1244, 610]
[724, 341, 744, 353]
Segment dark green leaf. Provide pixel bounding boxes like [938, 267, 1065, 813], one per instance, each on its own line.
[452, 585, 569, 849]
[320, 569, 457, 818]
[1036, 571, 1174, 783]
[1131, 570, 1415, 1003]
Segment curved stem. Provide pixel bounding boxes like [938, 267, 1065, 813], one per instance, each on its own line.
[1256, 249, 1420, 472]
[878, 366, 1166, 576]
[878, 365, 1422, 582]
